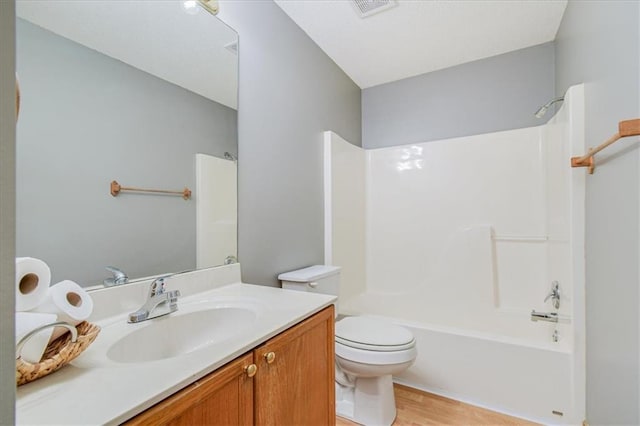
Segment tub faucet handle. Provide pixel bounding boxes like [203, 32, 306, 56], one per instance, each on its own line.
[544, 281, 560, 309]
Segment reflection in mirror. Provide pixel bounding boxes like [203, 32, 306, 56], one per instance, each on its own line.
[16, 1, 238, 287]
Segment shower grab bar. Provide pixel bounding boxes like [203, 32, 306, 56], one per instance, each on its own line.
[571, 118, 640, 174]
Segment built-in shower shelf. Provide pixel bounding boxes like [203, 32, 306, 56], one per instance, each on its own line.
[493, 235, 548, 242]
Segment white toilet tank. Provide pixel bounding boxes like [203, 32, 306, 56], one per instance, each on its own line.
[278, 265, 341, 297]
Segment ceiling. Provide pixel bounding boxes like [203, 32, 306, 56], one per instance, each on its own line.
[274, 0, 568, 89]
[17, 0, 238, 109]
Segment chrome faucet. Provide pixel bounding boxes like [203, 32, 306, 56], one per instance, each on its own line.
[128, 276, 181, 323]
[224, 255, 238, 265]
[104, 266, 128, 287]
[544, 281, 561, 309]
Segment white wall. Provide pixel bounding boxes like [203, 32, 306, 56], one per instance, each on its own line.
[555, 2, 640, 423]
[0, 0, 16, 423]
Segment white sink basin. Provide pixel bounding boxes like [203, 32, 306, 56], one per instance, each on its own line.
[18, 280, 337, 426]
[107, 306, 257, 363]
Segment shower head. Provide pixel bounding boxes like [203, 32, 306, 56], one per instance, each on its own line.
[224, 152, 238, 162]
[534, 97, 565, 118]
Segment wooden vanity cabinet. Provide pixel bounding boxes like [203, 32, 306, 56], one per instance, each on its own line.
[254, 305, 335, 425]
[126, 305, 335, 426]
[126, 352, 254, 426]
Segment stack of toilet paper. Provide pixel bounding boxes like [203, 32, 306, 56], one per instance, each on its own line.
[15, 257, 94, 364]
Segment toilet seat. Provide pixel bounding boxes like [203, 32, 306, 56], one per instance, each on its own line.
[335, 340, 417, 365]
[335, 317, 417, 365]
[335, 316, 415, 351]
[335, 336, 416, 352]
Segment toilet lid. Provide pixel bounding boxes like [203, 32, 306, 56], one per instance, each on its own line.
[335, 317, 415, 352]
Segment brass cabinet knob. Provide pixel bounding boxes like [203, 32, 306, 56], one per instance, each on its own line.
[264, 352, 276, 364]
[245, 364, 257, 378]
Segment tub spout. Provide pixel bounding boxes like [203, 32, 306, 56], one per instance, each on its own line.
[530, 310, 558, 323]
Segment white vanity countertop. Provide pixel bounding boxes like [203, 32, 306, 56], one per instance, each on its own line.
[16, 276, 336, 425]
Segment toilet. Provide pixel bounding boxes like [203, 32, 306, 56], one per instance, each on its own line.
[279, 265, 417, 426]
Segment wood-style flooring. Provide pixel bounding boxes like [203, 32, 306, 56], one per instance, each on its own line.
[335, 384, 538, 426]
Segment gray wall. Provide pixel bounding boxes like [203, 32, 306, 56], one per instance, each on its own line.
[218, 1, 362, 286]
[16, 19, 237, 286]
[555, 1, 640, 424]
[362, 42, 555, 148]
[0, 1, 16, 424]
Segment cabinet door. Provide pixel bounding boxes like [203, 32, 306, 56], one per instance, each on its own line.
[126, 352, 254, 426]
[254, 305, 335, 426]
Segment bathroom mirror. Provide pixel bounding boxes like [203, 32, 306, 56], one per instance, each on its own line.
[15, 1, 238, 287]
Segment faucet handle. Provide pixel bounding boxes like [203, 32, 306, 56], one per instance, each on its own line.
[148, 274, 173, 297]
[104, 266, 128, 287]
[544, 281, 560, 308]
[167, 290, 181, 306]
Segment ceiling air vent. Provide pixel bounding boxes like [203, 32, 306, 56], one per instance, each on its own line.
[351, 0, 397, 18]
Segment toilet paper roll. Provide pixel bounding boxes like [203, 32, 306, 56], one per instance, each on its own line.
[34, 280, 94, 341]
[15, 312, 57, 363]
[15, 257, 51, 311]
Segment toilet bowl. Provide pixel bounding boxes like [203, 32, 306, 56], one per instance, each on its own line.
[278, 266, 417, 426]
[334, 316, 417, 426]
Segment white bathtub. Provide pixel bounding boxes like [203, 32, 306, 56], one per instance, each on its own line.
[341, 294, 577, 424]
[396, 320, 575, 424]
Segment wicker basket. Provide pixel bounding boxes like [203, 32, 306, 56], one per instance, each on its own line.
[16, 321, 101, 386]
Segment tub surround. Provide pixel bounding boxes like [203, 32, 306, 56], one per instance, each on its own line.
[323, 84, 585, 424]
[16, 264, 336, 425]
